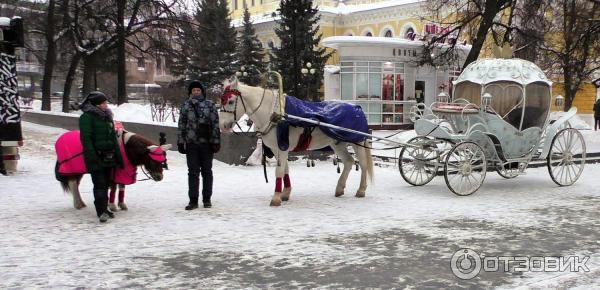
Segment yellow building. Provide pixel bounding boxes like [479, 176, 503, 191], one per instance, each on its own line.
[229, 0, 431, 57]
[228, 0, 598, 124]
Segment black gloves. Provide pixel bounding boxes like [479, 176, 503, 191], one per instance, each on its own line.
[177, 143, 186, 154]
[211, 144, 220, 153]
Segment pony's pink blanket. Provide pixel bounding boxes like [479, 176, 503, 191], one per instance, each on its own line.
[55, 131, 137, 185]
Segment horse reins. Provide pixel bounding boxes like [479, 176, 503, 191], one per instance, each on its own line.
[221, 86, 275, 135]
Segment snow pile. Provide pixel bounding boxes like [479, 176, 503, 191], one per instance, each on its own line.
[111, 103, 161, 124]
[320, 0, 424, 15]
[565, 113, 592, 130]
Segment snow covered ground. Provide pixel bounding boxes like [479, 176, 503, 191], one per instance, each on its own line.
[1, 122, 599, 288]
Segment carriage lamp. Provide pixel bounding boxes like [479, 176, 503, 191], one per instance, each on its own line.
[436, 92, 449, 103]
[482, 93, 493, 108]
[555, 95, 564, 110]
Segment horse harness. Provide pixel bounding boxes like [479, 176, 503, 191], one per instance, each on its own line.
[221, 86, 277, 136]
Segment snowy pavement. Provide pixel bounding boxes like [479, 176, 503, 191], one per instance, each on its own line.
[1, 122, 599, 288]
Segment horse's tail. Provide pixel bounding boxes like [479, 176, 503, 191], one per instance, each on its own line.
[55, 161, 70, 193]
[365, 140, 374, 183]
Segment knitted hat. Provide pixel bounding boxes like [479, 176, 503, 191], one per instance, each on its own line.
[87, 91, 108, 106]
[187, 80, 204, 96]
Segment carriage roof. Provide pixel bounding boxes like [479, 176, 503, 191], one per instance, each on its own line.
[453, 58, 552, 87]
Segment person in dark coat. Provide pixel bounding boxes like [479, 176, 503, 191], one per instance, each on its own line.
[79, 91, 123, 223]
[594, 98, 600, 131]
[177, 81, 221, 210]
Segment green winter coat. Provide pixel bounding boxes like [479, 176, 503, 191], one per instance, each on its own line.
[79, 112, 123, 172]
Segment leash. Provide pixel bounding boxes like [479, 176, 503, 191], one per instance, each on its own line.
[57, 152, 84, 165]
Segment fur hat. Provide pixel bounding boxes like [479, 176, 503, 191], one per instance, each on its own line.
[86, 91, 108, 106]
[187, 80, 204, 96]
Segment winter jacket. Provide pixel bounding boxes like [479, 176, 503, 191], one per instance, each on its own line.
[594, 101, 600, 118]
[177, 95, 220, 145]
[79, 104, 123, 172]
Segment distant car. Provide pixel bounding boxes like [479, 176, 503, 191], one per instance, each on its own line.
[51, 92, 63, 99]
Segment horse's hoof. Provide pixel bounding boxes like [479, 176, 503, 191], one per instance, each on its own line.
[74, 203, 86, 210]
[281, 188, 291, 201]
[270, 200, 281, 207]
[355, 192, 366, 198]
[335, 191, 344, 197]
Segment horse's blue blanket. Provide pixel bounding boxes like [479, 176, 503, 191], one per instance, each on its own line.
[277, 96, 369, 150]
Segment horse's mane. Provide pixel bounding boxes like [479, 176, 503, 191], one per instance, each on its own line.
[125, 134, 156, 166]
[236, 81, 279, 100]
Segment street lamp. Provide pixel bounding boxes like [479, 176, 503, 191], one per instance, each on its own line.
[235, 66, 249, 78]
[301, 62, 316, 100]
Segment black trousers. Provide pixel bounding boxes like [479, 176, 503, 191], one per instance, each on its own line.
[595, 117, 600, 130]
[90, 168, 112, 217]
[186, 143, 214, 204]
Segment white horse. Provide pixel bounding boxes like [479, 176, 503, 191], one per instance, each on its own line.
[219, 78, 374, 206]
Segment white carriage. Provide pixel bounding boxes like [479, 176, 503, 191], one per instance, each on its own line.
[399, 58, 586, 196]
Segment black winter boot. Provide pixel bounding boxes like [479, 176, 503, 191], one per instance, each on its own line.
[185, 203, 198, 210]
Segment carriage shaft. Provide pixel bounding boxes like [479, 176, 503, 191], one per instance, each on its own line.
[283, 113, 418, 148]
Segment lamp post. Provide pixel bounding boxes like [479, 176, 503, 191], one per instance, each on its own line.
[301, 62, 316, 101]
[235, 65, 249, 78]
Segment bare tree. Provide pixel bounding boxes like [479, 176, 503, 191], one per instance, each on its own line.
[58, 0, 178, 108]
[540, 0, 600, 110]
[511, 0, 550, 62]
[40, 0, 57, 111]
[422, 0, 515, 69]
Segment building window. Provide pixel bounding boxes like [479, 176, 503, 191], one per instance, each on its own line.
[340, 61, 408, 124]
[365, 32, 373, 37]
[156, 56, 166, 75]
[404, 27, 415, 39]
[137, 57, 145, 71]
[252, 0, 255, 5]
[384, 30, 393, 38]
[234, 0, 238, 10]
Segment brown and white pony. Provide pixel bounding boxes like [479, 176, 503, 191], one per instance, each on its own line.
[219, 78, 374, 206]
[55, 131, 171, 209]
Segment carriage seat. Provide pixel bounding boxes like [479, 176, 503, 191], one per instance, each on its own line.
[503, 106, 546, 130]
[485, 117, 542, 159]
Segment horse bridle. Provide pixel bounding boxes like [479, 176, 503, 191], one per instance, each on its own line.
[221, 86, 266, 134]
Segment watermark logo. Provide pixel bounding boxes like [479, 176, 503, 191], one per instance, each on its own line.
[450, 248, 590, 280]
[450, 248, 482, 279]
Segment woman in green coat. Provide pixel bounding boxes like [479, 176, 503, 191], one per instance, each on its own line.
[79, 91, 123, 223]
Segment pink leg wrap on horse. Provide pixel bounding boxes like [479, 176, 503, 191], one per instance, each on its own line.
[284, 174, 291, 188]
[275, 177, 283, 192]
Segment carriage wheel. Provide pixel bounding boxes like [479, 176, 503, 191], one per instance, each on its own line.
[444, 142, 487, 196]
[496, 163, 519, 179]
[399, 136, 439, 186]
[547, 128, 586, 186]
